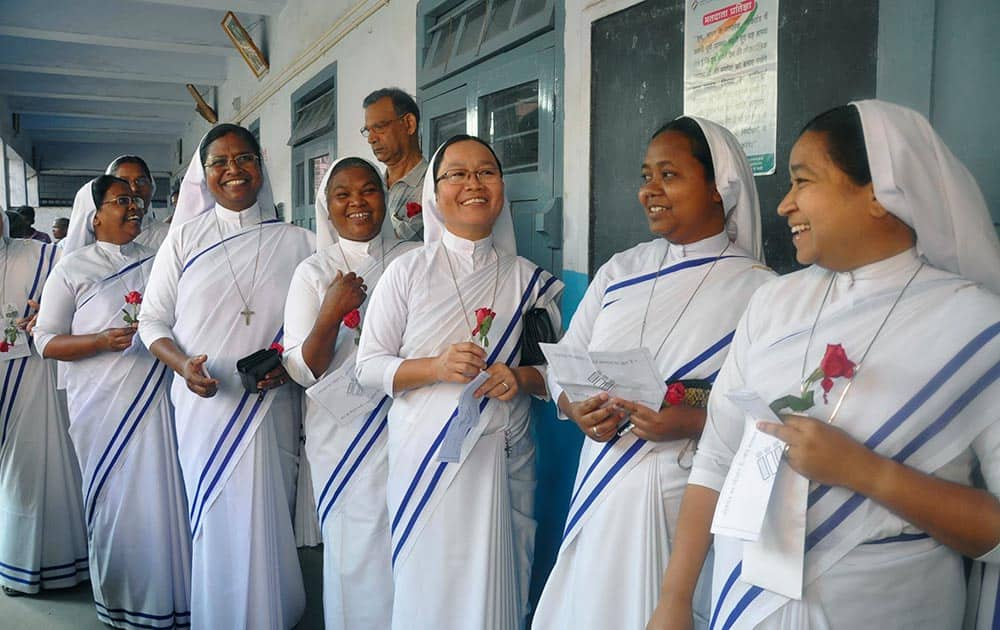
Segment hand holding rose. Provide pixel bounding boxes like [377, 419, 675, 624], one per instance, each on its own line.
[320, 271, 366, 322]
[433, 342, 486, 384]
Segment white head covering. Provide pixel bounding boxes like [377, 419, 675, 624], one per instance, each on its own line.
[62, 178, 99, 255]
[314, 156, 392, 250]
[105, 155, 157, 196]
[852, 99, 1000, 293]
[684, 116, 764, 261]
[420, 138, 517, 253]
[171, 126, 277, 230]
[105, 154, 159, 224]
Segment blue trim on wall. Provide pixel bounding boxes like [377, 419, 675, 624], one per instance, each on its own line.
[528, 268, 589, 614]
[560, 269, 589, 330]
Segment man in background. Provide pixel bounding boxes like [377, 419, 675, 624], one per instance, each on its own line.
[51, 217, 69, 244]
[16, 206, 51, 243]
[362, 88, 426, 241]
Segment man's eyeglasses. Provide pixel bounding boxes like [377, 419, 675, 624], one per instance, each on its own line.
[101, 195, 146, 209]
[434, 168, 502, 185]
[360, 115, 406, 138]
[203, 153, 260, 171]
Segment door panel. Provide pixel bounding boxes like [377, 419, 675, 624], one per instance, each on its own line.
[421, 47, 560, 276]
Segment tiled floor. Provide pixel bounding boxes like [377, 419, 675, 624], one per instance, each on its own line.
[0, 546, 325, 629]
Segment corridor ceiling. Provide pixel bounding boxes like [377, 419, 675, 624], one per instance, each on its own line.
[0, 0, 285, 175]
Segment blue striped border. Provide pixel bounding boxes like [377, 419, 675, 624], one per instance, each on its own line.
[0, 358, 24, 449]
[182, 219, 283, 273]
[316, 395, 390, 525]
[86, 363, 170, 526]
[389, 266, 553, 566]
[603, 255, 746, 296]
[561, 438, 645, 539]
[78, 256, 154, 310]
[714, 321, 1000, 627]
[84, 362, 162, 511]
[560, 329, 734, 540]
[188, 327, 283, 535]
[320, 418, 389, 528]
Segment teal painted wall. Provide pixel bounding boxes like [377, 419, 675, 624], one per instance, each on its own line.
[529, 269, 589, 612]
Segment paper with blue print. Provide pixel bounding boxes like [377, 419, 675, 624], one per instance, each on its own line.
[540, 342, 666, 411]
[306, 356, 382, 426]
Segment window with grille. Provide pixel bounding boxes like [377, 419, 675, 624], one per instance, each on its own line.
[418, 0, 555, 88]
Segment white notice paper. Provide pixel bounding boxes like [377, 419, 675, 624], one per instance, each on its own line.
[305, 357, 382, 426]
[741, 463, 807, 600]
[437, 371, 490, 463]
[539, 343, 666, 411]
[710, 390, 785, 541]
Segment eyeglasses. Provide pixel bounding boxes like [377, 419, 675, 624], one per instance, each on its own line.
[434, 168, 502, 185]
[203, 153, 260, 171]
[360, 115, 405, 138]
[101, 195, 146, 209]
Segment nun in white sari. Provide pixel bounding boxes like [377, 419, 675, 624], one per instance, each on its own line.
[140, 124, 314, 629]
[105, 155, 170, 250]
[533, 117, 774, 630]
[0, 210, 88, 596]
[34, 175, 191, 628]
[650, 101, 1000, 630]
[284, 156, 418, 629]
[356, 135, 563, 629]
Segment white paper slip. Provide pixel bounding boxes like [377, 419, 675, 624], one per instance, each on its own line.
[540, 343, 666, 410]
[539, 343, 602, 396]
[305, 357, 382, 426]
[0, 333, 32, 362]
[741, 463, 808, 600]
[590, 348, 665, 410]
[711, 390, 786, 542]
[437, 371, 490, 464]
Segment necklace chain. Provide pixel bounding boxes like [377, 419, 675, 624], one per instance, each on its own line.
[801, 261, 924, 424]
[95, 243, 144, 299]
[215, 213, 264, 325]
[442, 242, 500, 338]
[639, 241, 731, 360]
[336, 234, 385, 277]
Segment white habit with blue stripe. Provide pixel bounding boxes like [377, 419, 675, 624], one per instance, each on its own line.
[534, 232, 773, 630]
[34, 240, 191, 628]
[284, 212, 417, 628]
[692, 249, 1000, 629]
[140, 202, 314, 629]
[356, 229, 563, 630]
[0, 237, 89, 594]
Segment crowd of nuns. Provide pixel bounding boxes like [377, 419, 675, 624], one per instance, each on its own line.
[1, 95, 999, 630]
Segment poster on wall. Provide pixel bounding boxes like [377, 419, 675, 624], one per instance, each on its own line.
[684, 0, 778, 175]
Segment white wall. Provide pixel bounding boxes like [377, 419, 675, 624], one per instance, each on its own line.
[561, 0, 645, 276]
[177, 0, 418, 216]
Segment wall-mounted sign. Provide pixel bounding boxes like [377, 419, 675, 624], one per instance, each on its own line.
[684, 0, 778, 175]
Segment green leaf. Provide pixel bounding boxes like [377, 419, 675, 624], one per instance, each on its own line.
[769, 391, 815, 415]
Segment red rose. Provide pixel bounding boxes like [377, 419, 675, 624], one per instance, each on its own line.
[472, 308, 496, 335]
[270, 342, 284, 354]
[124, 291, 143, 305]
[820, 376, 834, 403]
[405, 202, 422, 218]
[0, 341, 8, 353]
[820, 343, 855, 379]
[665, 382, 686, 406]
[343, 309, 361, 329]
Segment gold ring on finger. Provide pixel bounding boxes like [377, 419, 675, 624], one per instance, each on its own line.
[502, 381, 510, 392]
[592, 425, 600, 437]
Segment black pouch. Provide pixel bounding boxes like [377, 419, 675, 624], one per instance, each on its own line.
[236, 348, 281, 393]
[520, 307, 557, 366]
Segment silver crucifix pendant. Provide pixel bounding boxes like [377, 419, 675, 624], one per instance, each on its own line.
[240, 307, 255, 325]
